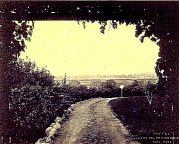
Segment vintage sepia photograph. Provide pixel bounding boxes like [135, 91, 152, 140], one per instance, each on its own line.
[0, 1, 178, 144]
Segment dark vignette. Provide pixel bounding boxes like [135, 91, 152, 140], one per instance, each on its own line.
[0, 1, 178, 143]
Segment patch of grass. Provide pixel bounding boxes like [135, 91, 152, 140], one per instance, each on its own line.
[109, 96, 177, 144]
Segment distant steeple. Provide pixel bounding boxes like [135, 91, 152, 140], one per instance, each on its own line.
[62, 73, 67, 85]
[64, 73, 66, 85]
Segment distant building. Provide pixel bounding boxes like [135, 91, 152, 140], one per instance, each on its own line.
[62, 73, 67, 85]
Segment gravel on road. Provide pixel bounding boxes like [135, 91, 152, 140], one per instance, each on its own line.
[55, 98, 139, 144]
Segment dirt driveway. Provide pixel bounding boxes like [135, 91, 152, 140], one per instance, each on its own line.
[55, 98, 139, 144]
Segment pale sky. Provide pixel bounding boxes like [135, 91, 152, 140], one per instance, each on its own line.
[20, 21, 159, 77]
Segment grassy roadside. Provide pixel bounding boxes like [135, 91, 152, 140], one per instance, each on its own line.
[109, 96, 176, 144]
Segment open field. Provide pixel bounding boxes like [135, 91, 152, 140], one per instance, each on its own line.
[55, 74, 158, 87]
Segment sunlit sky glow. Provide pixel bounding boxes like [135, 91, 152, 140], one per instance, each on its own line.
[20, 21, 159, 77]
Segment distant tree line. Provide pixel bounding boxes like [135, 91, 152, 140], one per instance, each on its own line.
[89, 79, 157, 97]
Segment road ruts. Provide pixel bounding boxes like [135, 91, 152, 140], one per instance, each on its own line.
[55, 98, 139, 144]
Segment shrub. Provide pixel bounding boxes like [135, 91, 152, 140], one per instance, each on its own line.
[9, 58, 92, 142]
[9, 59, 62, 142]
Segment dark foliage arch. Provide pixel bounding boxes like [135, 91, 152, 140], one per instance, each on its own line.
[0, 1, 178, 142]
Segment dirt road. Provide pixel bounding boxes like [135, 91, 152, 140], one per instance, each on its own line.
[55, 98, 139, 144]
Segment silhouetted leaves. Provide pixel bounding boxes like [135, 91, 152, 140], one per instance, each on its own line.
[9, 59, 60, 141]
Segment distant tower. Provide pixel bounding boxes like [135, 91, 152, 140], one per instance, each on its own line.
[64, 73, 66, 85]
[62, 73, 67, 85]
